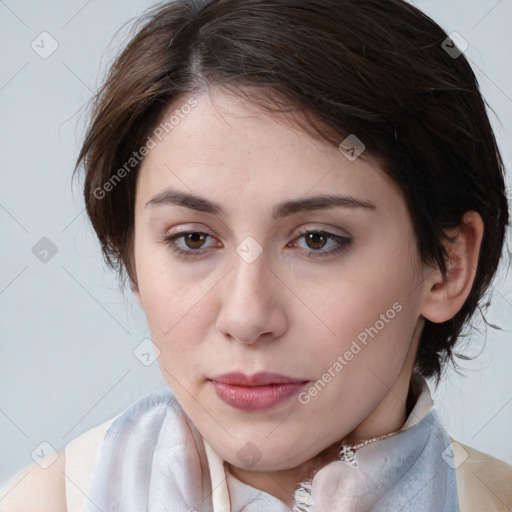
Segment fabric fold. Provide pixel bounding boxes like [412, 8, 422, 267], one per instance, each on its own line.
[82, 377, 459, 512]
[83, 389, 212, 512]
[308, 407, 459, 511]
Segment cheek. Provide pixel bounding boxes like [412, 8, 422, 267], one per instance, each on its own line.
[312, 268, 410, 342]
[134, 245, 214, 355]
[302, 256, 420, 383]
[297, 300, 416, 432]
[139, 272, 211, 395]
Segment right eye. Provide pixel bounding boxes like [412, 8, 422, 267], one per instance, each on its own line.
[161, 231, 221, 258]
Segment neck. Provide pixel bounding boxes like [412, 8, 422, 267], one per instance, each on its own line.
[227, 319, 424, 506]
[227, 367, 417, 506]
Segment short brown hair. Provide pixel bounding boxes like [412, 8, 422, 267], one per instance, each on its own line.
[75, 0, 509, 380]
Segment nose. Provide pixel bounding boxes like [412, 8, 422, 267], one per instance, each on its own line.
[215, 251, 288, 345]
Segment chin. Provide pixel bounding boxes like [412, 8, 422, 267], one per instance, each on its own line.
[212, 433, 317, 473]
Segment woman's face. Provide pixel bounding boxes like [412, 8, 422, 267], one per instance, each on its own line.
[133, 88, 432, 472]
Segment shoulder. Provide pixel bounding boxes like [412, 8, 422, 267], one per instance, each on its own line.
[66, 387, 182, 511]
[452, 438, 512, 512]
[64, 416, 117, 511]
[0, 417, 114, 512]
[0, 450, 67, 512]
[0, 416, 119, 512]
[0, 388, 176, 512]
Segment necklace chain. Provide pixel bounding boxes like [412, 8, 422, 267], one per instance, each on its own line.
[291, 430, 401, 510]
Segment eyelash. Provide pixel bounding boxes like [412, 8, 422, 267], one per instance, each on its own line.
[161, 229, 352, 260]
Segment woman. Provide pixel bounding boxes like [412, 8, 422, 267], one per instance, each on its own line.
[1, 0, 510, 510]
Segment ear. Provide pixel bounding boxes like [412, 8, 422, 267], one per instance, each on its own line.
[421, 211, 484, 323]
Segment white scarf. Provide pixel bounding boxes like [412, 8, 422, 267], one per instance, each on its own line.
[83, 376, 459, 511]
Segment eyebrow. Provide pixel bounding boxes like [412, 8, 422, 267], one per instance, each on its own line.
[145, 188, 377, 220]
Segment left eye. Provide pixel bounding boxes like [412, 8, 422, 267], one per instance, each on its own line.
[298, 231, 338, 250]
[290, 230, 352, 258]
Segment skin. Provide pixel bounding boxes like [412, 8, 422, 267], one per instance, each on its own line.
[131, 87, 483, 504]
[0, 86, 483, 510]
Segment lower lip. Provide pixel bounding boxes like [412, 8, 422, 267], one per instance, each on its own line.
[211, 381, 307, 412]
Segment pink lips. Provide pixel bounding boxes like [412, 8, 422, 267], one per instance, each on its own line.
[210, 372, 308, 412]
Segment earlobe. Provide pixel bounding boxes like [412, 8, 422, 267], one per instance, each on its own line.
[421, 211, 484, 324]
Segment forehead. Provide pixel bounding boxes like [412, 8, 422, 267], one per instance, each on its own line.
[136, 88, 403, 216]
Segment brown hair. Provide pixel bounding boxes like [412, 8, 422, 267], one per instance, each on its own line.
[75, 0, 509, 380]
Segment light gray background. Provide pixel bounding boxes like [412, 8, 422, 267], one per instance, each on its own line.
[0, 0, 511, 482]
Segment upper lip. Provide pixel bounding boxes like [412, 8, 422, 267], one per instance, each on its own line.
[211, 372, 306, 386]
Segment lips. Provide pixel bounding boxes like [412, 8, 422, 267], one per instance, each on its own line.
[210, 372, 308, 412]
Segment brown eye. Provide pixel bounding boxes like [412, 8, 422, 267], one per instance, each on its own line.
[291, 229, 352, 259]
[305, 232, 328, 250]
[162, 230, 219, 258]
[184, 232, 208, 249]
